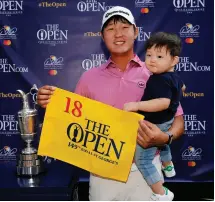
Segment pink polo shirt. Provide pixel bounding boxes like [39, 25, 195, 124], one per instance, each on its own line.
[75, 54, 183, 116]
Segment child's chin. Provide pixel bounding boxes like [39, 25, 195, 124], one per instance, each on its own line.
[152, 71, 160, 74]
[148, 67, 157, 74]
[151, 70, 157, 74]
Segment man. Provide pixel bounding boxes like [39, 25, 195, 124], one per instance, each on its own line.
[37, 6, 184, 201]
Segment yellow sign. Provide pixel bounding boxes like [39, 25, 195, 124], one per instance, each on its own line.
[38, 88, 143, 182]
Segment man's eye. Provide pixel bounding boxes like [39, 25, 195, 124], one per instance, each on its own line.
[158, 56, 163, 58]
[107, 28, 114, 31]
[123, 26, 129, 29]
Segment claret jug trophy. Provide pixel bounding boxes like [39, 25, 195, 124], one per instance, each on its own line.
[16, 84, 44, 176]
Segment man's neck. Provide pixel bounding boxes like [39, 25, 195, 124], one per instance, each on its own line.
[111, 52, 135, 72]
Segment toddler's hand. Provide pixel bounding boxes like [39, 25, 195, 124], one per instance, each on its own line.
[123, 102, 139, 112]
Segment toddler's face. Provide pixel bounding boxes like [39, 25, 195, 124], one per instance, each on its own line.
[145, 45, 178, 74]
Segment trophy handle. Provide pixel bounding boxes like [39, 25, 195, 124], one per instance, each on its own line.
[30, 84, 38, 93]
[30, 84, 38, 107]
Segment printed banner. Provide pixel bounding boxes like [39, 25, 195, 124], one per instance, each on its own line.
[0, 0, 213, 183]
[38, 88, 144, 182]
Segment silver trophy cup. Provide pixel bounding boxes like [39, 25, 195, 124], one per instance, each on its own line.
[17, 84, 44, 176]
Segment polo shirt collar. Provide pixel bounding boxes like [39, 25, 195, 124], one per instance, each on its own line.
[103, 54, 142, 69]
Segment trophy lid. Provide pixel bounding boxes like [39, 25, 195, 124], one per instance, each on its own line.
[17, 89, 37, 117]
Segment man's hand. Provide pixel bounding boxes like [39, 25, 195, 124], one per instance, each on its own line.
[137, 120, 168, 148]
[123, 102, 139, 112]
[37, 85, 56, 108]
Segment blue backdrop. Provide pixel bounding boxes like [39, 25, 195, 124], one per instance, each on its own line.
[0, 0, 213, 182]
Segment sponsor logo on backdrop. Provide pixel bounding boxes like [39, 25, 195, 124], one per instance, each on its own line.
[0, 25, 17, 46]
[187, 161, 196, 167]
[184, 114, 206, 137]
[37, 24, 68, 46]
[82, 54, 107, 70]
[182, 146, 202, 166]
[2, 39, 11, 46]
[179, 23, 200, 44]
[183, 91, 204, 98]
[175, 57, 210, 72]
[0, 0, 23, 16]
[0, 25, 17, 39]
[173, 0, 205, 14]
[84, 31, 101, 37]
[135, 0, 155, 7]
[44, 55, 64, 69]
[0, 92, 21, 99]
[180, 23, 200, 37]
[48, 69, 57, 76]
[38, 1, 66, 8]
[0, 58, 28, 73]
[0, 146, 17, 161]
[77, 0, 113, 12]
[137, 28, 151, 41]
[44, 55, 64, 76]
[135, 0, 155, 13]
[140, 8, 149, 13]
[0, 115, 19, 136]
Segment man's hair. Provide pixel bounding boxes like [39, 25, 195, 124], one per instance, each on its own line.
[144, 32, 182, 56]
[101, 15, 136, 35]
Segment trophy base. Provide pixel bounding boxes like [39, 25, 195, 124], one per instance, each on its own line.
[17, 153, 44, 176]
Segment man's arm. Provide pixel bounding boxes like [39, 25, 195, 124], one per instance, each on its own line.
[74, 72, 90, 97]
[137, 115, 184, 148]
[168, 115, 184, 140]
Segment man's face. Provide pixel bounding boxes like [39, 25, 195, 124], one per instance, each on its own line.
[145, 45, 179, 74]
[102, 19, 138, 56]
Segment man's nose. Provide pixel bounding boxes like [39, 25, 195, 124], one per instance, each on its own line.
[114, 28, 123, 37]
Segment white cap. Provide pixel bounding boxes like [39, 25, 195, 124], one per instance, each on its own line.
[101, 6, 136, 30]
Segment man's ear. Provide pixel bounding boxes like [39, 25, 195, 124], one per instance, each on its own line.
[101, 32, 105, 41]
[134, 27, 139, 40]
[172, 56, 179, 66]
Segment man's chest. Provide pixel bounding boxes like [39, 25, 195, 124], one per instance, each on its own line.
[88, 71, 149, 109]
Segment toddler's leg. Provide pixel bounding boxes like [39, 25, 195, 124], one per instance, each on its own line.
[160, 145, 176, 178]
[160, 144, 172, 164]
[135, 145, 174, 200]
[135, 145, 163, 194]
[157, 119, 176, 178]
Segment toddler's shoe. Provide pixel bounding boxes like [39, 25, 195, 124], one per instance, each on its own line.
[162, 162, 176, 178]
[150, 186, 174, 201]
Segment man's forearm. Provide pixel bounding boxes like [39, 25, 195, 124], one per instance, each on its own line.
[136, 114, 184, 148]
[168, 115, 184, 140]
